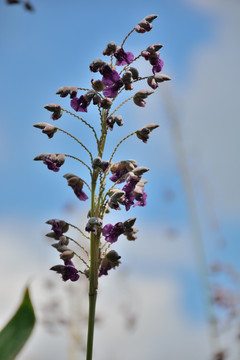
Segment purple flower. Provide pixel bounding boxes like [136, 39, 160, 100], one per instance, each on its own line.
[71, 95, 90, 112]
[100, 64, 120, 85]
[102, 222, 125, 243]
[46, 219, 69, 237]
[99, 262, 112, 276]
[109, 160, 138, 183]
[63, 173, 88, 201]
[99, 250, 121, 277]
[141, 44, 164, 74]
[121, 175, 139, 211]
[34, 153, 65, 172]
[114, 48, 134, 66]
[103, 79, 123, 98]
[133, 179, 148, 208]
[50, 259, 79, 282]
[150, 57, 164, 74]
[109, 168, 129, 183]
[134, 191, 147, 207]
[70, 90, 99, 112]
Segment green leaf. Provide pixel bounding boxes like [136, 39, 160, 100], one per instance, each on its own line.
[0, 287, 36, 360]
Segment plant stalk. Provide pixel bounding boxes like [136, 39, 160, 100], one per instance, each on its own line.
[86, 172, 99, 360]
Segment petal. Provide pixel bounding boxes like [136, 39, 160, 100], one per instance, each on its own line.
[102, 224, 113, 236]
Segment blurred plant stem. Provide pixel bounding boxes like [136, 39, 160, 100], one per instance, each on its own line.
[162, 86, 220, 356]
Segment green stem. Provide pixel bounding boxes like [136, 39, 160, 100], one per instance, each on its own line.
[86, 172, 99, 360]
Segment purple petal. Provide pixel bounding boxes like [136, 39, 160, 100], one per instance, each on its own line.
[152, 58, 164, 74]
[71, 96, 89, 112]
[72, 185, 89, 201]
[102, 224, 114, 236]
[134, 192, 147, 207]
[44, 158, 60, 172]
[103, 85, 119, 98]
[115, 48, 134, 66]
[101, 65, 120, 85]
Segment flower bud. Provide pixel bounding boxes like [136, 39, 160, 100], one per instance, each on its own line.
[108, 189, 125, 210]
[133, 167, 149, 176]
[106, 250, 121, 264]
[106, 114, 123, 130]
[63, 173, 88, 201]
[45, 232, 60, 240]
[51, 243, 69, 252]
[128, 67, 139, 80]
[92, 93, 101, 105]
[101, 97, 112, 109]
[103, 41, 118, 56]
[123, 217, 136, 229]
[33, 122, 49, 129]
[135, 15, 157, 33]
[92, 156, 102, 168]
[147, 74, 171, 89]
[44, 104, 60, 112]
[136, 123, 159, 143]
[44, 103, 62, 120]
[60, 250, 74, 260]
[135, 21, 152, 33]
[56, 86, 71, 97]
[133, 90, 154, 107]
[146, 44, 163, 53]
[56, 86, 77, 98]
[58, 236, 69, 246]
[89, 58, 105, 72]
[46, 219, 69, 235]
[145, 14, 158, 23]
[154, 74, 171, 82]
[122, 71, 134, 90]
[91, 79, 106, 92]
[34, 123, 58, 139]
[85, 217, 102, 234]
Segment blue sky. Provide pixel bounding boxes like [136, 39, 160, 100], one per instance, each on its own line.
[1, 0, 239, 359]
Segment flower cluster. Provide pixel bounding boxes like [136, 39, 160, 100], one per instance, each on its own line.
[34, 14, 170, 282]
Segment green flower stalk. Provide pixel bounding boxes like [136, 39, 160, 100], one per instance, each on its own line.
[33, 14, 170, 360]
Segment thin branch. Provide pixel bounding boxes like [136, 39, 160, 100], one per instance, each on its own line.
[68, 236, 90, 258]
[58, 128, 93, 161]
[73, 251, 90, 268]
[121, 27, 135, 48]
[65, 154, 92, 175]
[109, 130, 137, 163]
[62, 108, 99, 147]
[68, 223, 90, 240]
[108, 95, 134, 117]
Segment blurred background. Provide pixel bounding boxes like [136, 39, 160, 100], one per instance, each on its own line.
[0, 0, 240, 359]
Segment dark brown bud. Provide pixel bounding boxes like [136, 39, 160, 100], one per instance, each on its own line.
[101, 97, 112, 109]
[91, 79, 106, 92]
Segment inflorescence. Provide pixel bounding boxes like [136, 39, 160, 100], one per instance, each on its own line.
[34, 14, 171, 282]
